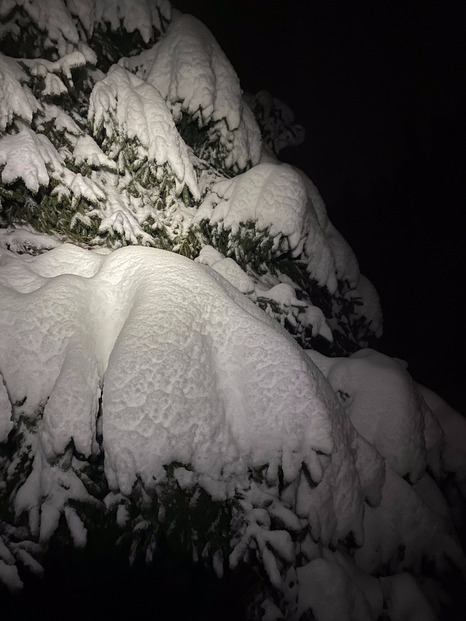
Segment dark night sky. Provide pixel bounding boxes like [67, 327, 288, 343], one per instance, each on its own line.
[174, 0, 464, 412]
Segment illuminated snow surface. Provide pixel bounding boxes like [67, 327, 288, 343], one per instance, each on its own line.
[0, 0, 465, 618]
[0, 244, 464, 619]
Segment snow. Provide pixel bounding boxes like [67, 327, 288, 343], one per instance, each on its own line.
[0, 244, 384, 580]
[196, 245, 254, 294]
[0, 1, 464, 615]
[73, 134, 117, 170]
[0, 53, 39, 132]
[195, 162, 343, 291]
[43, 72, 68, 96]
[89, 64, 199, 198]
[0, 127, 63, 192]
[419, 384, 466, 481]
[66, 0, 171, 43]
[121, 13, 262, 172]
[307, 348, 443, 481]
[380, 573, 437, 621]
[0, 226, 60, 254]
[21, 50, 88, 85]
[40, 103, 82, 137]
[8, 0, 79, 57]
[297, 557, 353, 621]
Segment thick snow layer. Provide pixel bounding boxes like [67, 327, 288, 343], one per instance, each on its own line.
[73, 134, 117, 171]
[419, 384, 466, 497]
[195, 162, 340, 291]
[121, 13, 262, 172]
[307, 348, 444, 481]
[0, 127, 63, 192]
[0, 374, 13, 442]
[196, 244, 254, 294]
[0, 244, 384, 562]
[0, 53, 39, 132]
[89, 65, 199, 198]
[21, 50, 88, 85]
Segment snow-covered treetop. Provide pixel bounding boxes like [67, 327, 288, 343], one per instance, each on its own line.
[121, 12, 262, 173]
[89, 64, 199, 197]
[1, 3, 464, 618]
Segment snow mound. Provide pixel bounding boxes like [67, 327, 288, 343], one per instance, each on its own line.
[121, 13, 262, 173]
[0, 244, 385, 600]
[307, 349, 444, 481]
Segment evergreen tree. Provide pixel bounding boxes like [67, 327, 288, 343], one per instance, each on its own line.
[0, 2, 464, 619]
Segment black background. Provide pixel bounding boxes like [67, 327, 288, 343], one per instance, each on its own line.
[175, 0, 465, 412]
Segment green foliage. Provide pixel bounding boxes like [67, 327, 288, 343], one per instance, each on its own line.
[0, 6, 53, 60]
[0, 177, 100, 244]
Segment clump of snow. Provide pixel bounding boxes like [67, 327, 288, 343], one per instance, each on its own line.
[121, 13, 262, 173]
[0, 53, 39, 132]
[0, 243, 385, 601]
[5, 0, 80, 57]
[307, 348, 443, 481]
[0, 127, 63, 192]
[72, 134, 117, 170]
[0, 375, 13, 442]
[0, 226, 60, 254]
[196, 244, 254, 294]
[196, 162, 340, 291]
[89, 64, 199, 198]
[21, 49, 89, 86]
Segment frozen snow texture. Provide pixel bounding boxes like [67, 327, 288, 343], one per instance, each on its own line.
[121, 13, 262, 172]
[0, 0, 170, 58]
[7, 0, 80, 57]
[89, 65, 199, 198]
[0, 244, 385, 595]
[196, 245, 254, 294]
[73, 134, 117, 171]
